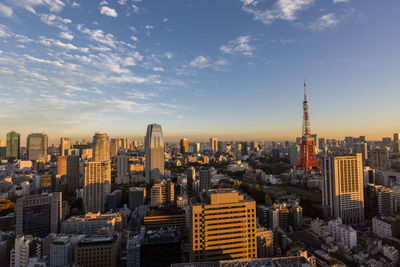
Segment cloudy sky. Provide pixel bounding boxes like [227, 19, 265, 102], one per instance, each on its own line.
[0, 0, 399, 143]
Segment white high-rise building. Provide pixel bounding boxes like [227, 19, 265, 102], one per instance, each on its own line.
[322, 153, 364, 224]
[60, 137, 71, 156]
[150, 180, 174, 207]
[83, 161, 111, 212]
[328, 218, 357, 248]
[10, 235, 34, 267]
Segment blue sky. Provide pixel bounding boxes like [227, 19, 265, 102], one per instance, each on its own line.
[0, 0, 399, 143]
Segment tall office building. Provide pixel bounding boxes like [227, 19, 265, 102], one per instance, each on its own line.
[6, 130, 20, 162]
[190, 189, 257, 262]
[393, 133, 400, 153]
[199, 167, 211, 192]
[187, 167, 195, 193]
[26, 133, 48, 161]
[145, 124, 165, 182]
[180, 138, 189, 154]
[60, 137, 71, 156]
[92, 133, 110, 161]
[66, 155, 80, 193]
[74, 235, 120, 267]
[322, 154, 364, 224]
[83, 161, 111, 212]
[16, 192, 62, 238]
[150, 180, 174, 207]
[110, 138, 123, 158]
[129, 187, 146, 210]
[209, 137, 218, 152]
[194, 142, 201, 153]
[57, 156, 67, 176]
[116, 152, 129, 184]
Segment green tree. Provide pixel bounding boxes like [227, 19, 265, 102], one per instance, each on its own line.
[265, 194, 272, 205]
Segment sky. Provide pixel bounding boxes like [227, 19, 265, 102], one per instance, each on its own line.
[0, 0, 399, 144]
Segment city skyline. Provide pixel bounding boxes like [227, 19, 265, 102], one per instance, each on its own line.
[0, 1, 399, 139]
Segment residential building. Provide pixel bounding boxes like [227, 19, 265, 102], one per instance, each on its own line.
[116, 152, 129, 184]
[370, 147, 389, 169]
[92, 133, 110, 161]
[150, 180, 174, 207]
[66, 155, 80, 193]
[257, 229, 274, 258]
[322, 154, 364, 224]
[328, 218, 357, 248]
[83, 161, 111, 212]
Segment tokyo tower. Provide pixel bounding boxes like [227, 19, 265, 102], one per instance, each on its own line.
[296, 81, 321, 173]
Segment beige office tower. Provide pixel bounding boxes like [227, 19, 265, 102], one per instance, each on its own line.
[180, 138, 189, 154]
[209, 137, 218, 152]
[60, 137, 71, 156]
[83, 161, 111, 212]
[190, 189, 257, 262]
[92, 133, 110, 161]
[26, 133, 48, 161]
[110, 138, 123, 158]
[322, 153, 364, 224]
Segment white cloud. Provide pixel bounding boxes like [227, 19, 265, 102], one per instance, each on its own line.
[39, 14, 72, 31]
[130, 36, 138, 42]
[127, 89, 157, 100]
[99, 1, 108, 6]
[118, 0, 127, 5]
[333, 0, 349, 3]
[0, 3, 13, 17]
[71, 2, 80, 8]
[164, 52, 173, 59]
[241, 0, 314, 24]
[13, 0, 65, 14]
[309, 13, 339, 31]
[0, 24, 11, 38]
[153, 67, 164, 72]
[77, 25, 118, 48]
[220, 35, 254, 56]
[131, 4, 139, 13]
[163, 18, 168, 23]
[145, 25, 154, 36]
[128, 26, 137, 32]
[189, 56, 210, 68]
[24, 54, 63, 67]
[100, 6, 118, 17]
[59, 32, 74, 40]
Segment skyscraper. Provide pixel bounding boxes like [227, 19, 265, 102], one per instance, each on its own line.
[16, 192, 62, 238]
[199, 167, 211, 192]
[322, 153, 364, 224]
[190, 189, 257, 261]
[145, 124, 165, 183]
[66, 155, 80, 193]
[393, 133, 400, 153]
[180, 138, 189, 154]
[83, 161, 111, 212]
[116, 152, 129, 184]
[110, 138, 123, 158]
[92, 133, 110, 161]
[6, 130, 20, 162]
[60, 137, 71, 156]
[187, 167, 195, 193]
[209, 137, 218, 152]
[26, 133, 48, 161]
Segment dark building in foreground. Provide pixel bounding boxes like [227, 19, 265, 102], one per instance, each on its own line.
[74, 234, 120, 267]
[16, 192, 62, 238]
[141, 227, 180, 267]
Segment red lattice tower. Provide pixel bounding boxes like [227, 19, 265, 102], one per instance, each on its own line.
[296, 81, 321, 173]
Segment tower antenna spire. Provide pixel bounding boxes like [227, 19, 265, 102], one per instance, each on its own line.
[304, 78, 307, 101]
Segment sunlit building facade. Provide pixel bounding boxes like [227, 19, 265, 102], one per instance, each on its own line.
[145, 124, 165, 182]
[6, 130, 20, 162]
